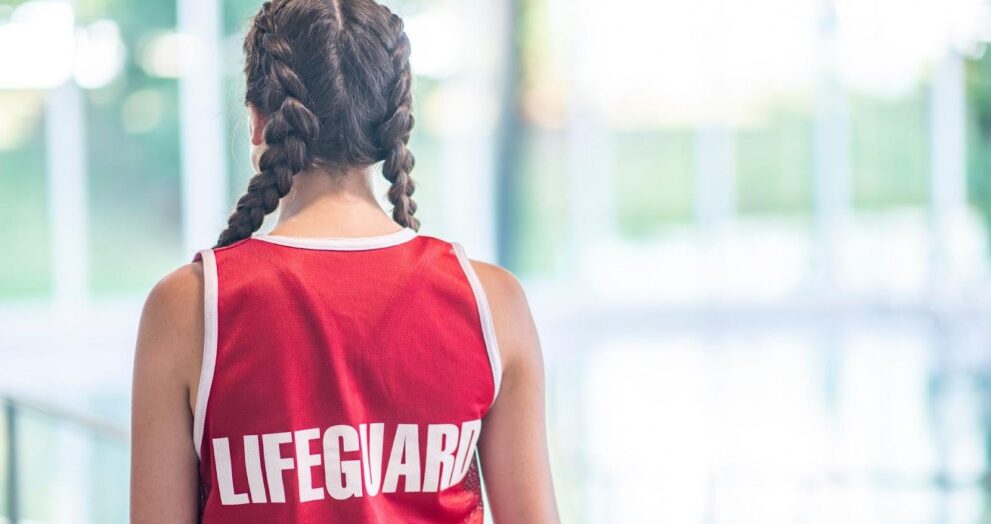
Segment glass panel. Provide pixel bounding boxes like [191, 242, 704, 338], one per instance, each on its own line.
[83, 0, 183, 296]
[737, 100, 814, 214]
[16, 412, 58, 522]
[966, 52, 991, 248]
[0, 407, 7, 520]
[614, 129, 695, 235]
[222, 0, 260, 208]
[89, 434, 129, 523]
[1, 406, 128, 522]
[850, 87, 930, 209]
[0, 91, 50, 299]
[515, 127, 569, 274]
[529, 0, 991, 520]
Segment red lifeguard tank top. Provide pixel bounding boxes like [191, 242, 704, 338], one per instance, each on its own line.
[191, 228, 502, 523]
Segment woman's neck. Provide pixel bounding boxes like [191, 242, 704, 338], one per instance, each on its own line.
[269, 166, 404, 238]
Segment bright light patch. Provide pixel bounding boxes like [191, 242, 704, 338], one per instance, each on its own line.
[0, 1, 76, 89]
[0, 92, 45, 150]
[74, 20, 126, 89]
[405, 10, 464, 79]
[121, 89, 165, 134]
[140, 32, 204, 78]
[0, 3, 124, 90]
[422, 85, 497, 136]
[833, 0, 991, 96]
[573, 0, 991, 126]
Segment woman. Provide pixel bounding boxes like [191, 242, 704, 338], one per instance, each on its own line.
[130, 0, 559, 522]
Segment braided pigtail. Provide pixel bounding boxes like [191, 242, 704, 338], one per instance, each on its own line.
[220, 0, 424, 245]
[216, 1, 321, 247]
[375, 11, 419, 231]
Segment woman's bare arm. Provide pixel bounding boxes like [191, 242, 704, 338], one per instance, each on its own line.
[130, 263, 203, 523]
[473, 261, 561, 523]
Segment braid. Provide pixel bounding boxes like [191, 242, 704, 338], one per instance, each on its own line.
[216, 0, 321, 247]
[219, 0, 423, 245]
[376, 12, 419, 231]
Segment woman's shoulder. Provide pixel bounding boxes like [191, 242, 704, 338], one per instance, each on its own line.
[465, 258, 538, 376]
[420, 234, 531, 333]
[143, 262, 204, 321]
[135, 262, 205, 393]
[468, 259, 527, 308]
[423, 235, 530, 314]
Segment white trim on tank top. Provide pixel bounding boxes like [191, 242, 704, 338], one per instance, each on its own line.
[251, 227, 418, 251]
[193, 248, 219, 460]
[191, 234, 501, 459]
[451, 242, 503, 408]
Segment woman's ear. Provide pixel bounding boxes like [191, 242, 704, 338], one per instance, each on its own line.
[248, 103, 267, 146]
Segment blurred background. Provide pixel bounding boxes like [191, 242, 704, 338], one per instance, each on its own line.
[2, 0, 991, 522]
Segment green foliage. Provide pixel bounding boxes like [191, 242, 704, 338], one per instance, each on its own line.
[516, 128, 569, 275]
[82, 0, 183, 295]
[849, 88, 930, 208]
[614, 129, 694, 237]
[737, 102, 814, 214]
[0, 96, 51, 298]
[967, 51, 991, 248]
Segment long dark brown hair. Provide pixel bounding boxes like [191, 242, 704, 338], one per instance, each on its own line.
[216, 0, 418, 247]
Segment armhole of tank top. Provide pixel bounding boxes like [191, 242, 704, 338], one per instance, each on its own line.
[451, 242, 503, 409]
[192, 248, 219, 460]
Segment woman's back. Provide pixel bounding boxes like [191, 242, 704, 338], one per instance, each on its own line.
[130, 1, 559, 521]
[194, 229, 498, 522]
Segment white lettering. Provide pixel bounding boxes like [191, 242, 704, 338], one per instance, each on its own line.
[262, 432, 295, 503]
[324, 424, 362, 500]
[451, 420, 482, 486]
[213, 438, 249, 505]
[295, 428, 324, 502]
[383, 424, 421, 493]
[214, 420, 481, 505]
[359, 423, 384, 496]
[243, 435, 267, 503]
[423, 424, 459, 491]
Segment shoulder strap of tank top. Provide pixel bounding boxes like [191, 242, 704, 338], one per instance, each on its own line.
[450, 242, 503, 408]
